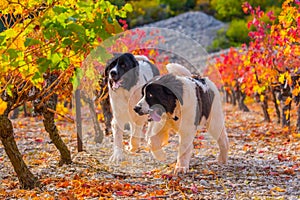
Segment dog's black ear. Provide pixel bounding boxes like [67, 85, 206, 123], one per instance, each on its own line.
[105, 53, 121, 77]
[163, 85, 173, 95]
[124, 53, 138, 67]
[104, 62, 113, 77]
[163, 85, 183, 105]
[175, 92, 183, 105]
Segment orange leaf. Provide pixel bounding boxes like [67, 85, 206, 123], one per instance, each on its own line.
[284, 96, 292, 105]
[283, 168, 295, 175]
[56, 181, 69, 188]
[271, 186, 286, 192]
[202, 169, 215, 175]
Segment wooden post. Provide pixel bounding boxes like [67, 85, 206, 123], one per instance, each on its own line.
[75, 89, 83, 152]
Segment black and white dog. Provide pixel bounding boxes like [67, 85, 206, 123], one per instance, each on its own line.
[134, 63, 229, 174]
[105, 53, 160, 162]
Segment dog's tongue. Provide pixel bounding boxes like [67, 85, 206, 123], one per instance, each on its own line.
[112, 80, 122, 90]
[150, 109, 161, 122]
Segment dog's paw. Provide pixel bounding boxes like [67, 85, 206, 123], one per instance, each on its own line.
[109, 146, 124, 163]
[151, 149, 166, 161]
[129, 137, 140, 153]
[217, 153, 228, 164]
[174, 166, 188, 175]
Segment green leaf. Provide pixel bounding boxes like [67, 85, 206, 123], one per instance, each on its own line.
[2, 54, 9, 62]
[67, 23, 86, 35]
[37, 57, 51, 73]
[6, 84, 13, 97]
[25, 38, 41, 47]
[43, 28, 56, 40]
[32, 71, 42, 81]
[7, 49, 19, 60]
[53, 6, 68, 14]
[124, 3, 133, 12]
[0, 35, 6, 46]
[107, 16, 113, 24]
[71, 68, 83, 90]
[77, 1, 90, 8]
[58, 57, 70, 70]
[57, 26, 72, 37]
[50, 53, 62, 69]
[62, 38, 72, 46]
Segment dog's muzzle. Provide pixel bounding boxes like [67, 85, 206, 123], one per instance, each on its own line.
[134, 105, 145, 116]
[110, 69, 119, 81]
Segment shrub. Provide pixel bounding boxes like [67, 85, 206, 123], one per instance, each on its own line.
[126, 0, 170, 27]
[226, 19, 250, 45]
[207, 28, 231, 52]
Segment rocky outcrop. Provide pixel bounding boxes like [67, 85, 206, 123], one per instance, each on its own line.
[139, 12, 226, 73]
[144, 11, 225, 48]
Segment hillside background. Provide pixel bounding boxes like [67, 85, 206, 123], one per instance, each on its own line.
[110, 0, 284, 52]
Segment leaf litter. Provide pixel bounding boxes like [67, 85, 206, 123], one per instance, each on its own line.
[0, 104, 299, 199]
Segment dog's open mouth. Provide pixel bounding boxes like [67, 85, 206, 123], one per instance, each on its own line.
[149, 107, 163, 122]
[111, 79, 123, 90]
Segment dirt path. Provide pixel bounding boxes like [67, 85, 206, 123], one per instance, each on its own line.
[0, 104, 299, 199]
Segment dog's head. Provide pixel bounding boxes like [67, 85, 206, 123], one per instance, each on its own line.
[134, 74, 183, 122]
[105, 53, 139, 90]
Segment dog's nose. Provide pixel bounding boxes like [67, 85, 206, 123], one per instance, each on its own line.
[134, 105, 142, 115]
[110, 70, 118, 79]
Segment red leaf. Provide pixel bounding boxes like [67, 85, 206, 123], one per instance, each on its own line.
[278, 154, 288, 162]
[35, 138, 43, 143]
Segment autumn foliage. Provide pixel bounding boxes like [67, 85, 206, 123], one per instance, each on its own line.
[211, 0, 300, 131]
[0, 0, 132, 189]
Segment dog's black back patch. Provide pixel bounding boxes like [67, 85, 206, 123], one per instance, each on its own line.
[144, 74, 183, 114]
[193, 77, 215, 125]
[147, 60, 160, 77]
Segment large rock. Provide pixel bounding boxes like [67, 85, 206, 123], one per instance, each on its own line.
[144, 11, 225, 48]
[137, 12, 225, 72]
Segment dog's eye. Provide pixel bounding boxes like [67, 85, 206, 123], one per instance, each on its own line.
[147, 93, 153, 98]
[120, 64, 126, 68]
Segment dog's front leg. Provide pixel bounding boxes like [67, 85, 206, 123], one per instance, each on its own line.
[129, 124, 144, 152]
[109, 119, 124, 162]
[148, 131, 168, 161]
[175, 128, 196, 174]
[146, 121, 169, 161]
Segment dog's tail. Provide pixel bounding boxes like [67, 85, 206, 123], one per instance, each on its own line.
[166, 63, 192, 77]
[134, 55, 150, 62]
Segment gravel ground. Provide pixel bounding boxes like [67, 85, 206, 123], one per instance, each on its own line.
[1, 104, 299, 199]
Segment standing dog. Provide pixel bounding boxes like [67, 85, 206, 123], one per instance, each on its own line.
[134, 63, 229, 174]
[105, 53, 160, 162]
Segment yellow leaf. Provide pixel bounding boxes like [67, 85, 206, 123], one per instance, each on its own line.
[14, 4, 23, 14]
[260, 95, 265, 102]
[271, 186, 286, 192]
[292, 133, 300, 138]
[0, 99, 7, 115]
[284, 109, 290, 120]
[279, 73, 285, 84]
[276, 99, 280, 105]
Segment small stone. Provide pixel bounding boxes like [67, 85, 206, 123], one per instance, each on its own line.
[200, 179, 209, 186]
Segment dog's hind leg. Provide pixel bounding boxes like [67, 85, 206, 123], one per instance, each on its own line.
[109, 118, 124, 162]
[217, 126, 229, 164]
